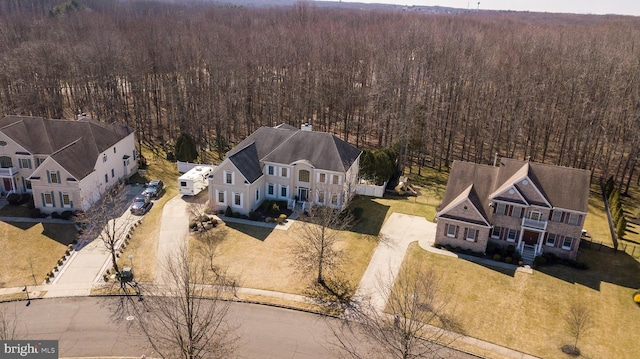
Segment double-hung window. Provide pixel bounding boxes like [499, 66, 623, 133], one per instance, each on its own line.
[545, 233, 556, 247]
[61, 193, 72, 208]
[43, 192, 54, 207]
[562, 237, 573, 250]
[466, 228, 477, 242]
[446, 224, 458, 238]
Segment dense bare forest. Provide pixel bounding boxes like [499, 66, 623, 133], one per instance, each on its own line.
[0, 0, 639, 190]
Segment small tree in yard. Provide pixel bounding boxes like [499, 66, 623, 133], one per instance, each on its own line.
[562, 302, 593, 356]
[294, 205, 352, 286]
[74, 182, 131, 275]
[194, 226, 228, 281]
[331, 263, 461, 359]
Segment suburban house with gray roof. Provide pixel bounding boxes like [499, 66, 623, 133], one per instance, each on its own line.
[208, 123, 362, 215]
[0, 115, 137, 214]
[435, 158, 591, 262]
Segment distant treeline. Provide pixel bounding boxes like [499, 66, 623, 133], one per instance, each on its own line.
[0, 0, 638, 191]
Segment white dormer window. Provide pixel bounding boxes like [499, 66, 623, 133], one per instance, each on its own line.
[47, 170, 61, 184]
[224, 171, 234, 185]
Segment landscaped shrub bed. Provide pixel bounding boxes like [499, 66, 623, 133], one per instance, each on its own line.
[532, 252, 589, 270]
[246, 200, 292, 222]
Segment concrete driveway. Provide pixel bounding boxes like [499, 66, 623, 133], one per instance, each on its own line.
[154, 194, 190, 284]
[45, 185, 143, 297]
[354, 212, 437, 312]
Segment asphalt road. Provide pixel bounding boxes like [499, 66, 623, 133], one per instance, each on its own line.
[1, 297, 477, 358]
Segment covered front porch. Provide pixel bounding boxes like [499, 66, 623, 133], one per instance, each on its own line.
[516, 229, 544, 264]
[0, 166, 20, 195]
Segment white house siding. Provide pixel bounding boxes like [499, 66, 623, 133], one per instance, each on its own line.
[343, 155, 360, 206]
[208, 160, 257, 215]
[0, 133, 34, 194]
[30, 132, 136, 214]
[30, 159, 78, 214]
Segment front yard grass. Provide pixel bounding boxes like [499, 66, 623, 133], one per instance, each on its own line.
[190, 221, 378, 296]
[0, 222, 77, 288]
[402, 242, 640, 359]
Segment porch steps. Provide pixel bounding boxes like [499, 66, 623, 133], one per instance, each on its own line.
[520, 247, 536, 265]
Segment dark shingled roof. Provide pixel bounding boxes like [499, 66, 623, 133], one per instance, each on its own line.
[229, 143, 263, 184]
[0, 116, 132, 180]
[225, 126, 361, 183]
[438, 158, 591, 223]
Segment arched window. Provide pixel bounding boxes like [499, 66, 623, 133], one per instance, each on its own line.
[0, 156, 13, 168]
[299, 169, 310, 182]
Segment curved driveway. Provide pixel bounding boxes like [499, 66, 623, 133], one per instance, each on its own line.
[355, 212, 437, 311]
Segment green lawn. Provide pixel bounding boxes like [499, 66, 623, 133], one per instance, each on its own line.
[402, 242, 640, 359]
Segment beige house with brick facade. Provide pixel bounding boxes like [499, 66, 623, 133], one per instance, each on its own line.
[435, 158, 591, 262]
[208, 123, 361, 216]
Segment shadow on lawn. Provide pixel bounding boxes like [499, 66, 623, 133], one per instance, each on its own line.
[224, 221, 273, 241]
[349, 196, 390, 236]
[536, 247, 640, 291]
[7, 221, 77, 245]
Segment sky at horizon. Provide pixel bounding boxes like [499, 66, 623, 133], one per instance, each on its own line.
[325, 0, 640, 16]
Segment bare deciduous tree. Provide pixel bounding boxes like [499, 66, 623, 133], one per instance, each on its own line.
[137, 244, 239, 359]
[294, 205, 352, 286]
[74, 182, 132, 275]
[0, 306, 17, 340]
[194, 226, 228, 281]
[563, 302, 593, 356]
[332, 263, 461, 359]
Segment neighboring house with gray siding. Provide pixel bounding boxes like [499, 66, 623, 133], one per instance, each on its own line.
[435, 158, 591, 261]
[208, 123, 361, 215]
[0, 115, 137, 214]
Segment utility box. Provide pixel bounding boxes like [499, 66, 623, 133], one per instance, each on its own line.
[120, 267, 133, 282]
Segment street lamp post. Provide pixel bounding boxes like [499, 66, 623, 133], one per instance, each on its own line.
[128, 254, 134, 271]
[22, 285, 30, 306]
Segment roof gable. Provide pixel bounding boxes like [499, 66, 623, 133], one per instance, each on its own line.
[229, 143, 263, 184]
[437, 184, 490, 226]
[0, 116, 132, 180]
[440, 158, 591, 219]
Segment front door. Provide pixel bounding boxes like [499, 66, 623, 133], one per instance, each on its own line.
[2, 178, 12, 193]
[522, 230, 540, 245]
[298, 187, 309, 202]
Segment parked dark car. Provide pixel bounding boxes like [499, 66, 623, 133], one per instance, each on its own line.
[130, 195, 151, 215]
[143, 179, 164, 199]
